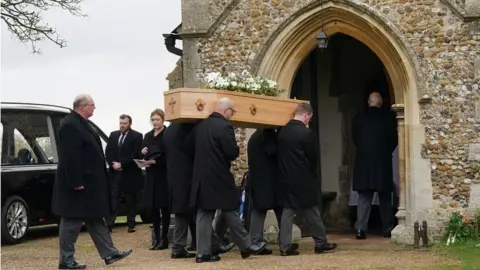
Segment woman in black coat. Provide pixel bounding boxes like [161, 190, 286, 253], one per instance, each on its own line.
[141, 109, 170, 250]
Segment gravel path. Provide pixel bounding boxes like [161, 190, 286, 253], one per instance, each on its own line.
[1, 224, 460, 269]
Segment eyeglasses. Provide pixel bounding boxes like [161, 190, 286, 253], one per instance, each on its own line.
[227, 108, 236, 116]
[82, 103, 96, 109]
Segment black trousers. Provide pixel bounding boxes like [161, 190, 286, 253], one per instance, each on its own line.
[152, 207, 171, 239]
[106, 172, 137, 227]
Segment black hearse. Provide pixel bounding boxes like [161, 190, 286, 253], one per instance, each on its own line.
[1, 102, 151, 244]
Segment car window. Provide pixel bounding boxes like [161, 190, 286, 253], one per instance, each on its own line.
[1, 111, 52, 165]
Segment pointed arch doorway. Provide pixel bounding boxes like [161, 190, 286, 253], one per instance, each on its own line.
[253, 0, 422, 241]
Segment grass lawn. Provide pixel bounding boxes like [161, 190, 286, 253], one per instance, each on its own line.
[426, 241, 480, 270]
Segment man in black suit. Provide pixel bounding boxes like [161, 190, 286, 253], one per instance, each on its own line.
[164, 124, 235, 259]
[105, 114, 143, 232]
[163, 123, 197, 259]
[191, 97, 265, 263]
[352, 92, 398, 239]
[247, 128, 283, 255]
[52, 94, 132, 269]
[277, 103, 337, 256]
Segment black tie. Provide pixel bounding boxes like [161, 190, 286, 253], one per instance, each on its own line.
[118, 133, 126, 149]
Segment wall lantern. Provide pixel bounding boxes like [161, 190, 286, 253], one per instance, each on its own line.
[316, 31, 329, 51]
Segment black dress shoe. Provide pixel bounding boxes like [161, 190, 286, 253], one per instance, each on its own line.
[240, 242, 266, 259]
[127, 227, 136, 233]
[171, 250, 196, 259]
[195, 254, 221, 263]
[186, 246, 196, 251]
[314, 243, 338, 254]
[212, 242, 235, 255]
[104, 249, 133, 265]
[156, 239, 169, 250]
[280, 243, 300, 256]
[108, 226, 112, 233]
[58, 261, 86, 269]
[255, 248, 273, 255]
[356, 229, 367, 240]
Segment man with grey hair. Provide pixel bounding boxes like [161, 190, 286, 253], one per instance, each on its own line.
[277, 102, 337, 256]
[190, 97, 265, 263]
[352, 92, 398, 240]
[52, 94, 132, 269]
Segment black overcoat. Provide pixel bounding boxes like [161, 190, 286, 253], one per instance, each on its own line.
[277, 119, 319, 209]
[190, 113, 240, 210]
[247, 129, 280, 211]
[105, 129, 144, 192]
[163, 123, 196, 214]
[51, 111, 111, 218]
[142, 127, 169, 209]
[352, 107, 398, 192]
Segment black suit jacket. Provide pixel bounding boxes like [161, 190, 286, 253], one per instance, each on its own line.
[352, 107, 397, 192]
[105, 129, 144, 192]
[247, 129, 280, 211]
[51, 111, 111, 218]
[163, 123, 196, 214]
[277, 119, 319, 209]
[190, 112, 240, 210]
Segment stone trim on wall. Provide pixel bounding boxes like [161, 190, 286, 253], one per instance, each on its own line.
[180, 0, 241, 38]
[440, 0, 480, 22]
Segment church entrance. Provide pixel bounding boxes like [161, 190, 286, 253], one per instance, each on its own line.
[290, 33, 399, 235]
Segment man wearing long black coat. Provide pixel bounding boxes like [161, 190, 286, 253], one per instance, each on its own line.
[190, 97, 265, 263]
[277, 103, 337, 256]
[352, 92, 398, 239]
[163, 123, 197, 259]
[105, 114, 143, 232]
[52, 94, 132, 269]
[247, 128, 282, 255]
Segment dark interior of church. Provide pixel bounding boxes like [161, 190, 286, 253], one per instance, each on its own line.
[290, 33, 399, 234]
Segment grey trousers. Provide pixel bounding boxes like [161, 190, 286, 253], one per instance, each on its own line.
[213, 210, 226, 240]
[59, 217, 118, 264]
[250, 208, 282, 245]
[278, 207, 327, 251]
[197, 209, 251, 256]
[355, 191, 393, 232]
[172, 213, 191, 253]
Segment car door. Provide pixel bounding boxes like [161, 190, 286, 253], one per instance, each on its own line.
[1, 109, 59, 227]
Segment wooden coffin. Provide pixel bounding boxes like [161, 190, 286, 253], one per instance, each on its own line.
[163, 88, 309, 128]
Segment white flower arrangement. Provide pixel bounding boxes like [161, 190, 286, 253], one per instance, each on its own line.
[202, 70, 285, 97]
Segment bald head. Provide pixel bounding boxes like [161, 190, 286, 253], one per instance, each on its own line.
[368, 92, 383, 108]
[215, 97, 235, 120]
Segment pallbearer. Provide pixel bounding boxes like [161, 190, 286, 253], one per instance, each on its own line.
[277, 103, 337, 256]
[247, 128, 283, 255]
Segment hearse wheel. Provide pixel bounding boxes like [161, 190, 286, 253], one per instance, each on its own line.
[1, 195, 30, 245]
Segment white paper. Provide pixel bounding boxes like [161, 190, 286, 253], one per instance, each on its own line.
[134, 159, 150, 168]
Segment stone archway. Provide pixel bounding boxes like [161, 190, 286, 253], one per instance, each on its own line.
[253, 0, 423, 241]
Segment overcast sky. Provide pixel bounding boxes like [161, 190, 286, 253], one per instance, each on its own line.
[1, 1, 182, 135]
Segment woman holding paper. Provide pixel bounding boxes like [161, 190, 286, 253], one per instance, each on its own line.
[141, 109, 170, 250]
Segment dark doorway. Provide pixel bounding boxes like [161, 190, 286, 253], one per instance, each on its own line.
[290, 33, 399, 235]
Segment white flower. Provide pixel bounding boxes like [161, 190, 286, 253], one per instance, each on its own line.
[266, 79, 277, 88]
[231, 81, 238, 87]
[205, 72, 221, 83]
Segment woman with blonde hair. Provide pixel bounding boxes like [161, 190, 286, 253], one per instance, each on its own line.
[141, 109, 170, 250]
